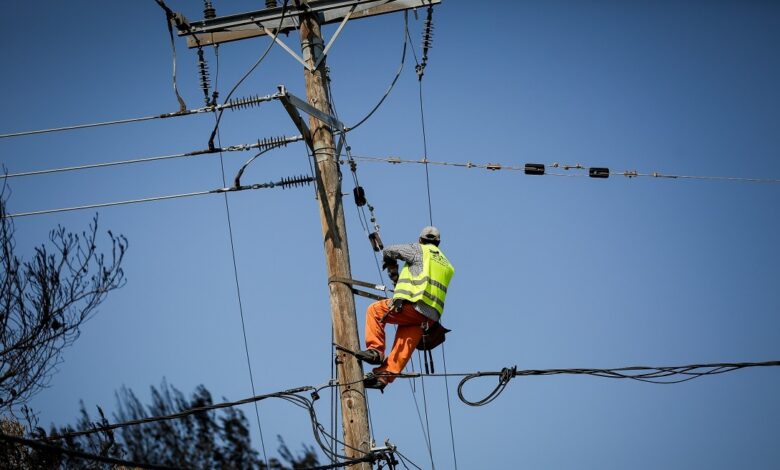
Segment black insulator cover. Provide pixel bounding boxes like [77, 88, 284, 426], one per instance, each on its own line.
[524, 163, 545, 175]
[353, 186, 367, 206]
[369, 232, 384, 252]
[589, 167, 610, 178]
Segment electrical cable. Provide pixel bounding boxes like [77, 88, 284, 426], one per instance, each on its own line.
[330, 333, 338, 466]
[211, 45, 270, 469]
[207, 0, 290, 150]
[416, 351, 436, 470]
[418, 80, 433, 226]
[154, 0, 188, 112]
[345, 155, 780, 184]
[0, 92, 283, 140]
[346, 12, 409, 132]
[2, 175, 314, 219]
[0, 432, 183, 470]
[394, 448, 424, 470]
[46, 386, 313, 440]
[404, 18, 434, 224]
[454, 361, 780, 406]
[440, 342, 459, 470]
[404, 351, 433, 462]
[1, 135, 302, 180]
[38, 360, 780, 442]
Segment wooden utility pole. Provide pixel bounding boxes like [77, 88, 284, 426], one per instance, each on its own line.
[180, 2, 442, 466]
[297, 7, 372, 468]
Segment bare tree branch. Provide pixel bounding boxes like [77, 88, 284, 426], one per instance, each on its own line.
[0, 187, 128, 412]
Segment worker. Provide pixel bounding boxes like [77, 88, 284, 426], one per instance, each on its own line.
[357, 226, 455, 390]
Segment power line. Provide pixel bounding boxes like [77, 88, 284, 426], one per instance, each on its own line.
[0, 135, 303, 180]
[406, 11, 435, 226]
[46, 385, 314, 440]
[2, 175, 314, 219]
[36, 360, 780, 442]
[451, 360, 780, 406]
[344, 155, 780, 184]
[0, 93, 283, 140]
[0, 432, 183, 470]
[345, 11, 409, 132]
[211, 44, 270, 468]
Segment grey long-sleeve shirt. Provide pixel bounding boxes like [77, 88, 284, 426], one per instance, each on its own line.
[383, 243, 441, 322]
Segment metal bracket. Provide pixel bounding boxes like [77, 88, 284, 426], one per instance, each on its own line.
[277, 85, 345, 156]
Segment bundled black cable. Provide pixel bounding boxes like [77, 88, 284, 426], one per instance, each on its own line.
[456, 361, 780, 407]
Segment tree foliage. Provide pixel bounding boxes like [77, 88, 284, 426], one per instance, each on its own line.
[0, 191, 128, 412]
[1, 382, 320, 469]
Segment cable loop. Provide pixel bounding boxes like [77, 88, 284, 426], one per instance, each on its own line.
[457, 365, 517, 407]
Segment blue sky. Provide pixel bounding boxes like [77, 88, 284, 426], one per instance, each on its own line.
[2, 1, 779, 468]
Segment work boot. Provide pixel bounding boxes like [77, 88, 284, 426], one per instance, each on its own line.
[354, 349, 383, 365]
[363, 373, 387, 392]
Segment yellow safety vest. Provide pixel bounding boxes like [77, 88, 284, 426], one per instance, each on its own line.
[393, 244, 455, 316]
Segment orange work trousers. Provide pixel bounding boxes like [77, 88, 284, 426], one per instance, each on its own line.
[365, 299, 433, 383]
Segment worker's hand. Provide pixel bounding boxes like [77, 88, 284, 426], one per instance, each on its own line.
[381, 256, 398, 272]
[391, 298, 404, 313]
[387, 265, 400, 285]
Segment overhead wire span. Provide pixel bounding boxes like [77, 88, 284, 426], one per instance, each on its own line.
[1, 135, 303, 180]
[344, 156, 780, 185]
[345, 11, 409, 132]
[27, 360, 778, 451]
[0, 92, 283, 140]
[452, 360, 780, 406]
[2, 175, 314, 219]
[0, 432, 183, 470]
[211, 45, 270, 468]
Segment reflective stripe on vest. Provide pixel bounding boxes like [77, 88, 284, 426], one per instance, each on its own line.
[392, 244, 455, 316]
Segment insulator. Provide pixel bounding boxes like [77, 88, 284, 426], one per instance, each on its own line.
[256, 135, 291, 151]
[589, 167, 610, 178]
[421, 6, 435, 56]
[279, 174, 314, 189]
[227, 94, 269, 111]
[265, 0, 277, 8]
[417, 6, 435, 79]
[524, 163, 545, 175]
[369, 231, 384, 252]
[203, 1, 216, 19]
[197, 48, 211, 106]
[486, 163, 502, 171]
[353, 186, 367, 207]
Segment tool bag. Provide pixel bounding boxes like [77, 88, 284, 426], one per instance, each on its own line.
[417, 321, 450, 351]
[417, 322, 451, 374]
